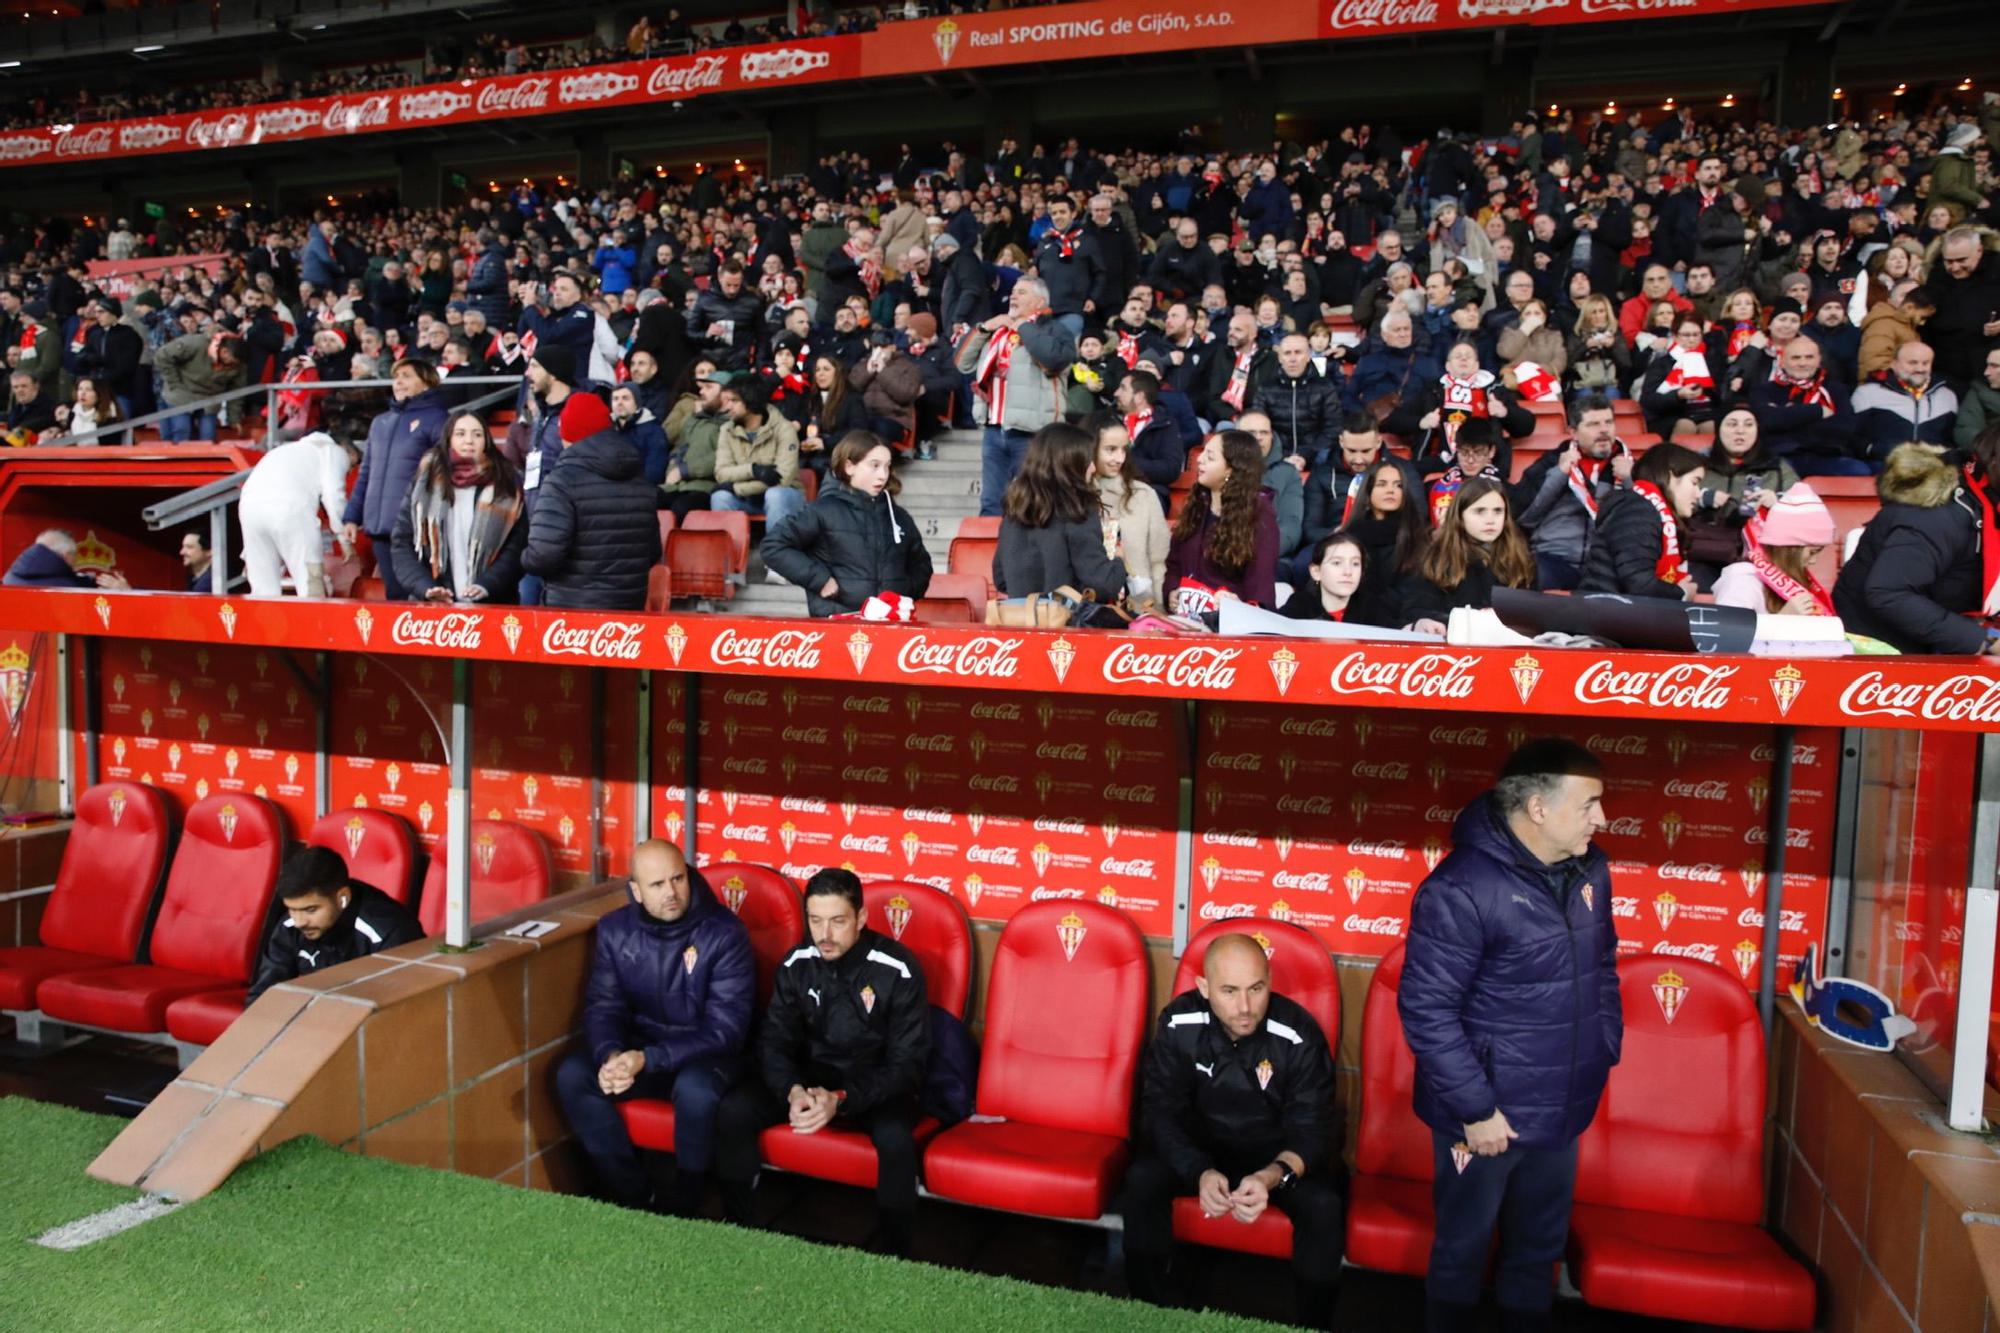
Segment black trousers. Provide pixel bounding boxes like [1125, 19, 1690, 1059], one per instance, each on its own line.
[715, 1082, 920, 1212]
[1120, 1152, 1345, 1284]
[1426, 1130, 1578, 1313]
[552, 1050, 737, 1205]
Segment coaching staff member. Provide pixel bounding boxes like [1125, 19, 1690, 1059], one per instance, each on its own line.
[246, 847, 421, 1001]
[1399, 737, 1620, 1333]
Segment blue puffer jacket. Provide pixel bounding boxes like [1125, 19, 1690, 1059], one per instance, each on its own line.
[343, 386, 450, 536]
[1398, 793, 1621, 1149]
[584, 868, 755, 1076]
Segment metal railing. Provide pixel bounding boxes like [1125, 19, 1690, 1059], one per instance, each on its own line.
[122, 376, 525, 594]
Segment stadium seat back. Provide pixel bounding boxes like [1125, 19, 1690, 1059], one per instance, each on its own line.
[912, 598, 975, 624]
[39, 782, 173, 962]
[1573, 955, 1765, 1224]
[417, 820, 554, 935]
[150, 795, 284, 981]
[308, 808, 419, 906]
[646, 564, 673, 613]
[954, 516, 1001, 541]
[666, 529, 734, 601]
[946, 536, 998, 599]
[709, 862, 803, 1002]
[864, 879, 974, 1018]
[656, 511, 677, 553]
[922, 571, 990, 617]
[684, 509, 751, 574]
[974, 900, 1148, 1136]
[1172, 917, 1340, 1036]
[1355, 943, 1433, 1182]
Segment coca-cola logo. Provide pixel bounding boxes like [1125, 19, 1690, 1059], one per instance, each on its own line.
[780, 726, 828, 745]
[1661, 779, 1729, 801]
[903, 806, 954, 824]
[1280, 795, 1336, 815]
[724, 690, 769, 706]
[1351, 760, 1411, 780]
[1329, 651, 1478, 700]
[721, 824, 768, 843]
[1737, 906, 1808, 932]
[720, 756, 766, 774]
[54, 126, 114, 158]
[1427, 725, 1488, 746]
[1744, 826, 1812, 848]
[1102, 782, 1158, 803]
[779, 796, 827, 813]
[1603, 816, 1643, 836]
[322, 96, 392, 134]
[397, 90, 473, 122]
[1580, 0, 1697, 13]
[1750, 742, 1820, 766]
[1206, 751, 1262, 772]
[710, 627, 824, 671]
[119, 122, 180, 151]
[1201, 829, 1258, 847]
[1343, 914, 1406, 936]
[1652, 941, 1720, 963]
[1102, 643, 1241, 690]
[255, 106, 321, 137]
[1586, 733, 1648, 756]
[477, 78, 551, 116]
[905, 733, 955, 753]
[1575, 660, 1736, 710]
[841, 695, 889, 713]
[840, 834, 890, 853]
[558, 71, 641, 104]
[187, 113, 250, 148]
[542, 618, 643, 660]
[1100, 857, 1156, 878]
[739, 47, 831, 82]
[1612, 896, 1638, 918]
[966, 845, 1017, 865]
[1105, 708, 1160, 728]
[842, 765, 889, 784]
[1327, 0, 1440, 30]
[968, 773, 1018, 792]
[391, 610, 483, 650]
[896, 634, 1021, 679]
[1031, 887, 1085, 901]
[1036, 742, 1089, 762]
[1200, 902, 1258, 920]
[969, 702, 1022, 721]
[1838, 671, 2000, 724]
[646, 54, 728, 97]
[1658, 861, 1722, 883]
[1032, 816, 1084, 834]
[1274, 870, 1332, 892]
[1348, 839, 1406, 859]
[1280, 718, 1338, 737]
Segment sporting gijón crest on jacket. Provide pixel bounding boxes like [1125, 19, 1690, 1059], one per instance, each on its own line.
[583, 868, 755, 1073]
[760, 928, 930, 1115]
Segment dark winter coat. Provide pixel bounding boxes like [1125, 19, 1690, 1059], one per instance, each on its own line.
[758, 929, 930, 1115]
[760, 481, 933, 617]
[247, 882, 422, 1002]
[584, 871, 755, 1077]
[344, 386, 450, 536]
[468, 241, 512, 328]
[1576, 487, 1685, 600]
[994, 511, 1127, 603]
[1398, 793, 1621, 1149]
[1834, 443, 1989, 654]
[1034, 226, 1105, 318]
[2, 543, 92, 588]
[520, 428, 662, 610]
[1249, 369, 1340, 464]
[612, 410, 671, 486]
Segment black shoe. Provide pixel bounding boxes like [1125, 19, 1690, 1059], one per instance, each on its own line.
[664, 1168, 709, 1218]
[877, 1207, 916, 1258]
[720, 1179, 758, 1227]
[1426, 1299, 1481, 1333]
[1296, 1277, 1340, 1329]
[1125, 1249, 1175, 1307]
[1498, 1306, 1553, 1333]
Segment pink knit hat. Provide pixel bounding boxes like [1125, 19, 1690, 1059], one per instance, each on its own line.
[1759, 483, 1836, 547]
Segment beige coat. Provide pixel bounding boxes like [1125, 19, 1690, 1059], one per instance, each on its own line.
[877, 202, 930, 276]
[1097, 473, 1168, 607]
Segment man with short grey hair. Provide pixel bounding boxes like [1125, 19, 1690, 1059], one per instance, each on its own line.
[1399, 737, 1621, 1333]
[957, 275, 1077, 515]
[3, 528, 106, 588]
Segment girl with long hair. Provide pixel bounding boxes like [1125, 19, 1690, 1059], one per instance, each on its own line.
[1566, 293, 1629, 402]
[1712, 484, 1837, 615]
[1396, 476, 1533, 631]
[1166, 429, 1279, 612]
[1284, 531, 1392, 625]
[801, 352, 867, 476]
[993, 421, 1128, 602]
[1084, 411, 1168, 611]
[1578, 441, 1708, 600]
[1338, 457, 1430, 611]
[390, 411, 527, 603]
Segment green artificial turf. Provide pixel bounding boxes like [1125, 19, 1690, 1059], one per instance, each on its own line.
[0, 1097, 1275, 1331]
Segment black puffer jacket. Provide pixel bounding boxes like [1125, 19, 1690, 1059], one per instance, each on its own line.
[760, 481, 934, 617]
[686, 284, 765, 369]
[1248, 369, 1340, 463]
[1576, 488, 1685, 600]
[758, 928, 930, 1115]
[994, 512, 1127, 602]
[585, 870, 755, 1076]
[520, 428, 661, 610]
[1834, 443, 1988, 654]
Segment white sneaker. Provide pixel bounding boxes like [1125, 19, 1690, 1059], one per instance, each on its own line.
[764, 567, 789, 586]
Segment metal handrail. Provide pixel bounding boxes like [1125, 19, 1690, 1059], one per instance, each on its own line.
[30, 374, 525, 450]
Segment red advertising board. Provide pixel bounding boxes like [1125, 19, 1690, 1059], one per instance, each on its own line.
[687, 677, 1181, 937]
[1190, 708, 1837, 986]
[0, 0, 1830, 171]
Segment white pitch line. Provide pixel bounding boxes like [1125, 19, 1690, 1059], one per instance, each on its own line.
[33, 1195, 184, 1250]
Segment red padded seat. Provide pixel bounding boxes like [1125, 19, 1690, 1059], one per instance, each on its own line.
[1166, 917, 1342, 1258]
[164, 988, 249, 1045]
[309, 808, 421, 906]
[417, 821, 553, 936]
[863, 880, 973, 1018]
[39, 794, 283, 1033]
[619, 863, 802, 1154]
[1566, 956, 1814, 1330]
[758, 1116, 944, 1190]
[1345, 942, 1438, 1276]
[921, 901, 1148, 1220]
[0, 782, 172, 1009]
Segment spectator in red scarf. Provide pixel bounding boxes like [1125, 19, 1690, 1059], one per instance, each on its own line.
[1577, 442, 1707, 600]
[1711, 483, 1836, 615]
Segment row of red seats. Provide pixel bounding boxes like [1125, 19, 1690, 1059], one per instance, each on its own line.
[0, 783, 553, 1050]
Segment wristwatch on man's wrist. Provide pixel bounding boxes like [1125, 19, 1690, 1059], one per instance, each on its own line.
[1273, 1162, 1298, 1193]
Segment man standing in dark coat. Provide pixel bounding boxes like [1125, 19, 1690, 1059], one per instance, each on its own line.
[520, 391, 661, 610]
[554, 839, 754, 1215]
[1399, 738, 1620, 1333]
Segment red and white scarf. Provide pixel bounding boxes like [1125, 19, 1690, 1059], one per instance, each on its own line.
[1663, 346, 1713, 397]
[1964, 464, 2000, 617]
[974, 327, 1020, 422]
[1221, 346, 1256, 412]
[1566, 440, 1629, 519]
[1772, 366, 1834, 412]
[845, 241, 880, 299]
[1047, 225, 1081, 260]
[1340, 471, 1365, 527]
[1743, 507, 1835, 614]
[1633, 479, 1689, 586]
[1438, 369, 1493, 454]
[1124, 407, 1153, 442]
[1725, 321, 1758, 358]
[1115, 327, 1141, 369]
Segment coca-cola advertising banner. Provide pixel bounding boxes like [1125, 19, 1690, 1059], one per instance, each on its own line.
[7, 592, 1998, 735]
[1191, 709, 1837, 983]
[0, 0, 1828, 172]
[681, 677, 1181, 937]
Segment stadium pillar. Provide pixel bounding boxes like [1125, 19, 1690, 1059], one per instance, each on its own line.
[1776, 35, 1835, 129]
[1482, 44, 1537, 133]
[572, 132, 614, 188]
[1221, 84, 1276, 158]
[397, 150, 444, 211]
[770, 120, 813, 181]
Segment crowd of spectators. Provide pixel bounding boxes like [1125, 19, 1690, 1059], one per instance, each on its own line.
[5, 87, 2000, 652]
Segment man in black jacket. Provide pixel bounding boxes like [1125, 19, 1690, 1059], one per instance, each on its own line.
[521, 391, 661, 610]
[1250, 334, 1339, 467]
[1122, 933, 1341, 1325]
[1034, 194, 1103, 334]
[717, 868, 930, 1256]
[246, 847, 421, 1002]
[80, 297, 144, 413]
[1148, 219, 1224, 308]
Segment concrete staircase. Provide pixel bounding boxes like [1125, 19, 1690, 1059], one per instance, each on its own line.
[731, 428, 987, 618]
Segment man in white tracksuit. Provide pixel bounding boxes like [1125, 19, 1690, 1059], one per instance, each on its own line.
[239, 431, 355, 597]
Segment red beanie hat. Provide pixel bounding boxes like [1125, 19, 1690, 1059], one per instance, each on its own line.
[559, 391, 612, 444]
